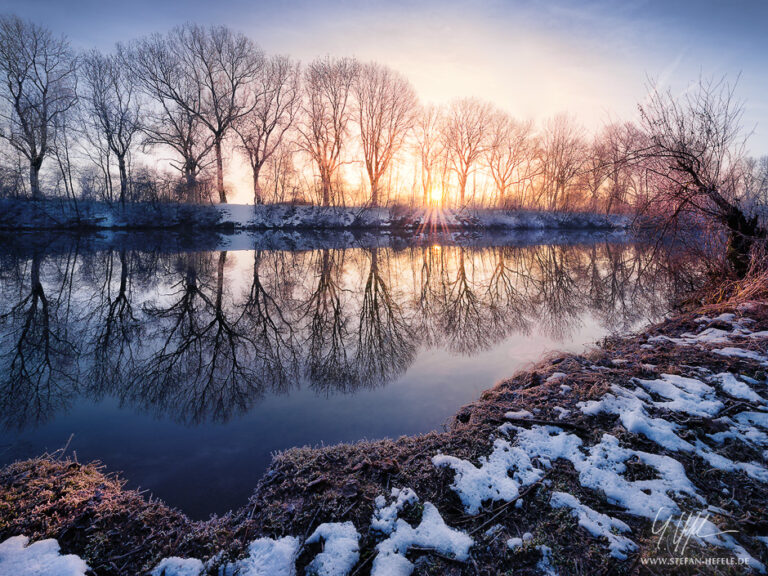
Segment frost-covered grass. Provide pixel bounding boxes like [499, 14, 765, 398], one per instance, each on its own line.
[3, 300, 768, 575]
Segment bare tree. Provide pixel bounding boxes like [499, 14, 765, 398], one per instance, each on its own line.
[485, 110, 535, 208]
[440, 98, 492, 206]
[414, 104, 443, 206]
[174, 24, 263, 202]
[353, 62, 418, 206]
[235, 54, 300, 204]
[80, 49, 142, 205]
[596, 122, 643, 214]
[297, 56, 358, 206]
[126, 35, 214, 201]
[0, 16, 78, 200]
[538, 114, 587, 210]
[128, 25, 263, 203]
[637, 77, 764, 276]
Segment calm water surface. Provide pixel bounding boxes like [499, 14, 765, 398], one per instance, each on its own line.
[0, 230, 695, 518]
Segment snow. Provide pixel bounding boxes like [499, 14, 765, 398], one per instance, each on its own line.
[716, 372, 764, 403]
[210, 205, 630, 232]
[549, 492, 637, 560]
[579, 385, 695, 452]
[504, 409, 533, 419]
[371, 488, 419, 534]
[553, 406, 571, 419]
[694, 440, 768, 482]
[220, 536, 300, 576]
[506, 537, 523, 550]
[708, 413, 768, 448]
[152, 557, 204, 576]
[433, 438, 543, 513]
[0, 536, 89, 576]
[536, 545, 558, 575]
[635, 374, 724, 417]
[371, 502, 473, 576]
[305, 522, 359, 576]
[713, 347, 768, 363]
[577, 434, 703, 519]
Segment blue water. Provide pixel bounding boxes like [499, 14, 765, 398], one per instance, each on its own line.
[0, 231, 688, 518]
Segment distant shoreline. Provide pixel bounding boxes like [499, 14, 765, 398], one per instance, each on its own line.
[0, 198, 630, 232]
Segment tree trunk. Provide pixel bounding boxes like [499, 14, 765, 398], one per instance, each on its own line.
[30, 158, 43, 201]
[725, 207, 763, 278]
[184, 167, 197, 203]
[370, 175, 380, 207]
[253, 165, 263, 205]
[320, 166, 331, 206]
[458, 173, 467, 206]
[118, 155, 128, 205]
[215, 138, 226, 203]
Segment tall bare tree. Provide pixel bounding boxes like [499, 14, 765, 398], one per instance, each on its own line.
[539, 114, 587, 210]
[298, 56, 358, 206]
[414, 104, 443, 206]
[485, 110, 535, 208]
[174, 24, 263, 203]
[440, 98, 492, 205]
[353, 62, 418, 206]
[80, 49, 142, 205]
[126, 35, 214, 201]
[235, 54, 300, 204]
[128, 25, 262, 203]
[0, 16, 78, 200]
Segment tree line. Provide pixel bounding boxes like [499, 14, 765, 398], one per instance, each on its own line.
[2, 14, 765, 217]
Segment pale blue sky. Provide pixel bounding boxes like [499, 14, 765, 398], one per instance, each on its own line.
[5, 0, 768, 153]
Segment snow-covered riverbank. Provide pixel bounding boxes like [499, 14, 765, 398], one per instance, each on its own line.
[0, 198, 630, 232]
[3, 300, 767, 575]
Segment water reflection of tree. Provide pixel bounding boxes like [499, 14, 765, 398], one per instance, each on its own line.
[86, 249, 140, 393]
[0, 250, 78, 428]
[239, 250, 298, 394]
[438, 249, 489, 353]
[0, 238, 703, 429]
[354, 248, 415, 389]
[303, 249, 355, 391]
[130, 252, 267, 424]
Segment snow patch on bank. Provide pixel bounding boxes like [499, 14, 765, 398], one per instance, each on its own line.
[370, 490, 473, 576]
[220, 536, 300, 576]
[433, 438, 543, 513]
[305, 523, 359, 576]
[549, 492, 637, 559]
[0, 536, 89, 576]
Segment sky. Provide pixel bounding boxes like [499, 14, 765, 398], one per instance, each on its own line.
[3, 0, 768, 200]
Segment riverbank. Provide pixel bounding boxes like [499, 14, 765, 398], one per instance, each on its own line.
[2, 299, 768, 574]
[0, 198, 629, 232]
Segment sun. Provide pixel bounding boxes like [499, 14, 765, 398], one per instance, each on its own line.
[429, 187, 441, 207]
